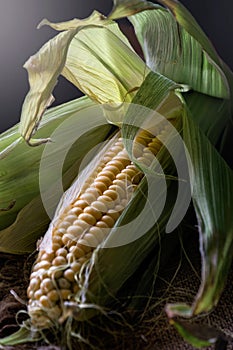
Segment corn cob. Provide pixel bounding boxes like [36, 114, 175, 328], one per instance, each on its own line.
[27, 121, 174, 329]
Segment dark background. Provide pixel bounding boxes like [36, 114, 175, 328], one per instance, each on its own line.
[0, 0, 232, 133]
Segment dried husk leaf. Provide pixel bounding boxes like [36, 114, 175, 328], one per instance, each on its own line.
[19, 11, 110, 145]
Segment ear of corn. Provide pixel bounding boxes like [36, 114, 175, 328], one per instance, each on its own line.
[26, 122, 179, 330]
[0, 0, 233, 348]
[0, 68, 184, 345]
[25, 70, 183, 328]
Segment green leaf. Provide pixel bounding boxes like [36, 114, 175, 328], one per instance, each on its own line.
[132, 71, 233, 343]
[156, 0, 233, 114]
[121, 72, 192, 234]
[156, 0, 221, 64]
[108, 0, 232, 144]
[0, 97, 113, 254]
[155, 0, 233, 118]
[130, 7, 229, 98]
[183, 110, 233, 315]
[121, 72, 179, 173]
[165, 103, 233, 317]
[0, 96, 92, 230]
[183, 91, 231, 146]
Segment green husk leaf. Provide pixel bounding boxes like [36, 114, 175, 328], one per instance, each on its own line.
[165, 101, 233, 317]
[0, 137, 21, 160]
[184, 111, 233, 315]
[0, 98, 114, 254]
[120, 71, 178, 136]
[19, 11, 110, 145]
[183, 91, 231, 146]
[0, 125, 112, 254]
[110, 0, 229, 94]
[129, 7, 229, 98]
[120, 220, 180, 310]
[117, 67, 233, 345]
[0, 96, 93, 230]
[156, 0, 222, 64]
[108, 0, 232, 143]
[156, 0, 233, 113]
[121, 76, 179, 176]
[121, 72, 191, 234]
